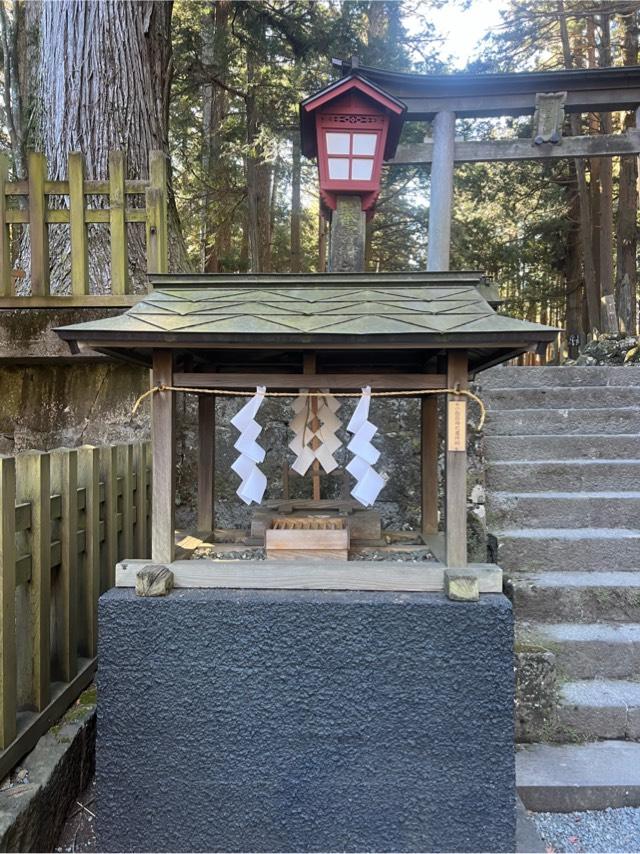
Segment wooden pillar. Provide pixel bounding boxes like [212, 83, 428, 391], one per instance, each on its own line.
[328, 195, 366, 272]
[445, 350, 468, 568]
[152, 350, 176, 563]
[197, 394, 216, 532]
[421, 396, 439, 536]
[427, 111, 455, 272]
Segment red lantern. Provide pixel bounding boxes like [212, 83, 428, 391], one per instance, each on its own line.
[301, 75, 406, 217]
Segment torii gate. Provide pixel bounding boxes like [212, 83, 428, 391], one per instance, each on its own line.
[336, 57, 640, 328]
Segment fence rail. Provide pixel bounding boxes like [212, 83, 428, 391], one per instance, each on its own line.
[0, 441, 151, 777]
[0, 149, 168, 307]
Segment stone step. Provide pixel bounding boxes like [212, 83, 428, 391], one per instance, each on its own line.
[517, 621, 640, 679]
[517, 741, 640, 811]
[489, 491, 640, 529]
[510, 571, 640, 623]
[558, 679, 640, 740]
[497, 528, 640, 572]
[485, 434, 640, 462]
[485, 386, 640, 410]
[486, 459, 640, 491]
[486, 407, 640, 435]
[480, 365, 640, 389]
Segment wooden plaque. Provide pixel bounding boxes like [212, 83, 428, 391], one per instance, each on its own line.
[447, 400, 466, 452]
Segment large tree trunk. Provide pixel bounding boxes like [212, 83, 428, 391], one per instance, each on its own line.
[201, 0, 231, 273]
[558, 0, 600, 335]
[616, 8, 639, 335]
[597, 11, 616, 332]
[29, 0, 185, 292]
[290, 128, 302, 273]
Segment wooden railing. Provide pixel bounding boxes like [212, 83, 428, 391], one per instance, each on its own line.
[0, 150, 167, 307]
[0, 441, 151, 777]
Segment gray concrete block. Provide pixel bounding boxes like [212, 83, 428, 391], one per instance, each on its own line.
[484, 386, 640, 410]
[510, 571, 640, 623]
[97, 589, 515, 853]
[485, 407, 640, 435]
[518, 622, 640, 679]
[484, 434, 640, 462]
[496, 528, 640, 572]
[479, 366, 640, 389]
[516, 740, 640, 811]
[489, 491, 640, 530]
[557, 680, 640, 740]
[486, 460, 640, 492]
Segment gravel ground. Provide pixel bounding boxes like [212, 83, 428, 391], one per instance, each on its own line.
[532, 807, 640, 853]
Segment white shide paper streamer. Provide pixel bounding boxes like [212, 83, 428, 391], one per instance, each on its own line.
[230, 386, 267, 505]
[289, 392, 342, 475]
[346, 386, 386, 507]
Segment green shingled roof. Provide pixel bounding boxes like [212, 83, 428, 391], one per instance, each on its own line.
[56, 272, 557, 348]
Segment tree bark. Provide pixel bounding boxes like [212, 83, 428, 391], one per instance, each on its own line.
[558, 0, 600, 335]
[597, 11, 616, 332]
[290, 128, 301, 273]
[32, 0, 186, 293]
[616, 8, 639, 335]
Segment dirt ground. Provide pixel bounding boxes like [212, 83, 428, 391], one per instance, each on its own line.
[54, 777, 97, 853]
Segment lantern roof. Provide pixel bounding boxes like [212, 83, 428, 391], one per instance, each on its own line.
[300, 74, 407, 161]
[55, 272, 558, 374]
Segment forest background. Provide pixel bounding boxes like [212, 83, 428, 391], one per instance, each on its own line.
[0, 0, 639, 350]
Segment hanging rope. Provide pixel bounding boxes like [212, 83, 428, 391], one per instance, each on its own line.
[132, 384, 486, 429]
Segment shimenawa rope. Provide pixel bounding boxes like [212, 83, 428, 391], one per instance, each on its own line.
[132, 384, 486, 429]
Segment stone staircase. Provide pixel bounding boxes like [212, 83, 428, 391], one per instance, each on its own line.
[481, 365, 640, 743]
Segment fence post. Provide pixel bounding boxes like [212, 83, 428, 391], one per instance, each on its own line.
[50, 449, 78, 683]
[15, 451, 51, 711]
[0, 458, 16, 748]
[68, 152, 88, 297]
[146, 150, 168, 275]
[109, 150, 128, 295]
[0, 154, 12, 297]
[133, 442, 149, 559]
[99, 445, 118, 590]
[118, 443, 133, 560]
[27, 152, 49, 297]
[77, 446, 100, 658]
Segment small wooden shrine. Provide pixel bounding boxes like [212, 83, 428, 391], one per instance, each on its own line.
[56, 269, 557, 592]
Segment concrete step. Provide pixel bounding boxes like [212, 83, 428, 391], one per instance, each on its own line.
[489, 491, 640, 529]
[558, 679, 640, 740]
[480, 365, 640, 389]
[510, 571, 640, 623]
[497, 528, 640, 572]
[485, 386, 640, 410]
[517, 741, 640, 811]
[485, 434, 640, 461]
[517, 621, 640, 679]
[485, 407, 640, 435]
[486, 459, 640, 491]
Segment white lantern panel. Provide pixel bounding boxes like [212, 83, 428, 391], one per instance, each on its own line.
[351, 159, 374, 181]
[328, 158, 349, 180]
[326, 132, 350, 155]
[352, 133, 377, 155]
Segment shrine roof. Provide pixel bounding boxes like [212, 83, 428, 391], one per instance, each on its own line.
[56, 272, 558, 372]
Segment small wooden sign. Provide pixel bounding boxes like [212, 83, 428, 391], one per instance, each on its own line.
[447, 401, 466, 451]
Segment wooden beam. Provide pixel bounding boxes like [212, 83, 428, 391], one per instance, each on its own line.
[445, 351, 468, 569]
[152, 350, 175, 563]
[116, 558, 503, 593]
[174, 372, 447, 391]
[392, 130, 640, 166]
[197, 395, 216, 532]
[0, 295, 142, 309]
[421, 396, 439, 537]
[385, 88, 640, 120]
[0, 458, 16, 749]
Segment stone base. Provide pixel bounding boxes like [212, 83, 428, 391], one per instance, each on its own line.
[97, 589, 515, 853]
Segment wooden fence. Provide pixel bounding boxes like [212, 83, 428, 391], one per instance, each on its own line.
[0, 150, 167, 307]
[0, 441, 151, 778]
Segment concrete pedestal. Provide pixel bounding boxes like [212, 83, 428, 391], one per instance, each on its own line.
[97, 589, 515, 852]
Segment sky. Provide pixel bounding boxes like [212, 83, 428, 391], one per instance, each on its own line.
[417, 0, 507, 68]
